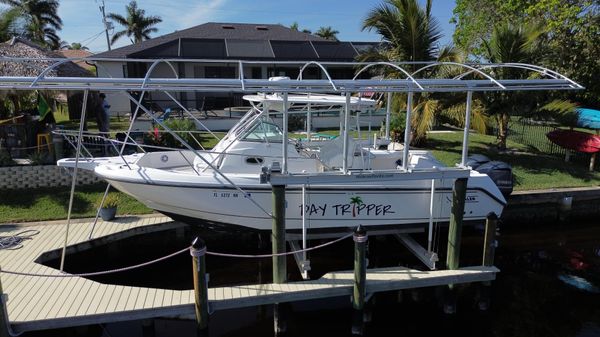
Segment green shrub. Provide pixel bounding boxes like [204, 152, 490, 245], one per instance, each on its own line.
[381, 112, 406, 142]
[27, 151, 51, 165]
[97, 192, 121, 208]
[0, 150, 15, 167]
[146, 119, 201, 149]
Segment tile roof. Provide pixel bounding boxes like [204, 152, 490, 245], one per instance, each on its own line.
[57, 49, 95, 70]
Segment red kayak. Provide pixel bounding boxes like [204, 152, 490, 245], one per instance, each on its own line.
[546, 129, 600, 153]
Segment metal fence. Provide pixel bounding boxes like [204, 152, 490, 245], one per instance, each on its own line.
[501, 117, 589, 163]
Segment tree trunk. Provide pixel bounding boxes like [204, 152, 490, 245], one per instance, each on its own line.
[497, 113, 509, 150]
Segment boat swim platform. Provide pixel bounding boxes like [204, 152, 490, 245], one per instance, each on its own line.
[0, 215, 498, 333]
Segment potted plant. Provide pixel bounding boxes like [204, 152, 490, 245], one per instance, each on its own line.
[97, 192, 120, 221]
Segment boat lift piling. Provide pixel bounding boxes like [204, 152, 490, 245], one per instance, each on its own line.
[190, 238, 209, 334]
[351, 227, 368, 336]
[271, 183, 288, 335]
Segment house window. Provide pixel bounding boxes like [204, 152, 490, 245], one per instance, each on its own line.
[204, 66, 236, 78]
[251, 67, 262, 79]
[267, 67, 299, 79]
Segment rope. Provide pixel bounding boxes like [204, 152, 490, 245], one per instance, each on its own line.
[0, 230, 39, 250]
[207, 232, 353, 258]
[1, 246, 190, 278]
[0, 232, 355, 277]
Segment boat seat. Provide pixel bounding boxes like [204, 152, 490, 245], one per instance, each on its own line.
[315, 136, 351, 169]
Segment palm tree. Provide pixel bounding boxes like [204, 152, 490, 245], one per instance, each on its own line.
[315, 26, 339, 41]
[108, 0, 162, 45]
[62, 42, 89, 50]
[362, 0, 487, 144]
[0, 0, 62, 48]
[290, 22, 311, 34]
[481, 22, 545, 150]
[363, 0, 441, 66]
[0, 7, 22, 41]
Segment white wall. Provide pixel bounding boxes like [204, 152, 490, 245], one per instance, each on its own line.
[96, 61, 129, 117]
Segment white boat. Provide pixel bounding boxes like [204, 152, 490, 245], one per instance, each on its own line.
[59, 92, 505, 231]
[45, 60, 581, 233]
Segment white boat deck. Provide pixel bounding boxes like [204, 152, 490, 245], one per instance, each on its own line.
[0, 215, 498, 333]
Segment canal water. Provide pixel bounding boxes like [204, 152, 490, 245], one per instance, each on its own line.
[28, 219, 600, 337]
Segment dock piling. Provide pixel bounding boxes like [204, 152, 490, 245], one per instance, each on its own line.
[352, 226, 368, 336]
[190, 237, 209, 334]
[479, 212, 498, 311]
[482, 212, 498, 267]
[272, 183, 288, 335]
[444, 177, 468, 314]
[0, 268, 9, 337]
[446, 177, 468, 271]
[272, 184, 287, 284]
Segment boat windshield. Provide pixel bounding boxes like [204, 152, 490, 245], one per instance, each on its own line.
[240, 119, 283, 142]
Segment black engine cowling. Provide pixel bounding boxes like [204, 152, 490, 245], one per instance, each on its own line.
[466, 155, 514, 197]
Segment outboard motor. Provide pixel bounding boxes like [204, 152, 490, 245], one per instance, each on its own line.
[466, 154, 513, 197]
[476, 161, 514, 197]
[465, 154, 491, 170]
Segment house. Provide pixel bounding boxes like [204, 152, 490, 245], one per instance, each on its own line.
[57, 49, 95, 73]
[93, 22, 384, 117]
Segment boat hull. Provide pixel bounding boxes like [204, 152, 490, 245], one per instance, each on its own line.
[106, 177, 505, 231]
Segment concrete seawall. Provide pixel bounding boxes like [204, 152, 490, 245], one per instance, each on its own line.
[502, 186, 600, 226]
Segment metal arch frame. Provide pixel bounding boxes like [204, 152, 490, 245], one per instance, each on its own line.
[410, 62, 506, 90]
[297, 61, 338, 91]
[352, 61, 425, 91]
[455, 63, 583, 89]
[30, 58, 72, 87]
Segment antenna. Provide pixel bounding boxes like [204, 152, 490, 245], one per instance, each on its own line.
[98, 0, 112, 51]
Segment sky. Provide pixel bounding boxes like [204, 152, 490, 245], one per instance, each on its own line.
[20, 0, 457, 53]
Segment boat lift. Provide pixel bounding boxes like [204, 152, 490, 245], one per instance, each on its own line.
[0, 57, 583, 275]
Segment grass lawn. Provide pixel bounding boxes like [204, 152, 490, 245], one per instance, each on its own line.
[0, 184, 153, 223]
[425, 132, 600, 191]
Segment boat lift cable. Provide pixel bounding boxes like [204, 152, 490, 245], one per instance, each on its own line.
[88, 89, 148, 239]
[59, 90, 89, 272]
[0, 232, 353, 278]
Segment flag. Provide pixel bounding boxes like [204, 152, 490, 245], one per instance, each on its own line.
[37, 93, 51, 120]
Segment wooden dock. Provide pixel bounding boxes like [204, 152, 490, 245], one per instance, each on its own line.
[0, 216, 498, 334]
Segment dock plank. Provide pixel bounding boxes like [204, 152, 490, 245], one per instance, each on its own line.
[106, 284, 126, 313]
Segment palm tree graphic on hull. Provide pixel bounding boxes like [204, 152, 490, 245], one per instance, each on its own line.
[350, 196, 363, 217]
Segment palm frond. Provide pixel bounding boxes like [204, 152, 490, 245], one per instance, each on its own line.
[440, 100, 489, 134]
[110, 30, 127, 45]
[412, 97, 439, 141]
[537, 99, 579, 126]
